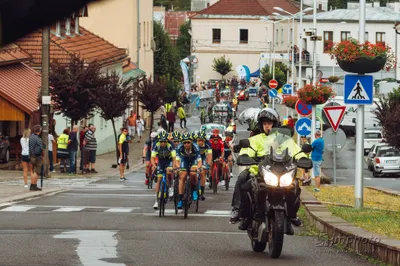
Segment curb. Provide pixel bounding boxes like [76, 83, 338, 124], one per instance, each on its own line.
[366, 186, 400, 197]
[301, 190, 400, 266]
[0, 188, 69, 206]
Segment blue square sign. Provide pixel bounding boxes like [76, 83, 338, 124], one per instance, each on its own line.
[344, 75, 373, 105]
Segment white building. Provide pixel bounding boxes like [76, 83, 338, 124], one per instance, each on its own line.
[191, 0, 220, 11]
[301, 4, 400, 96]
[191, 0, 300, 83]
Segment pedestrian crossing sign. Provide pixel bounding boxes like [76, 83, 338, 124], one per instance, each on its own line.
[344, 75, 373, 105]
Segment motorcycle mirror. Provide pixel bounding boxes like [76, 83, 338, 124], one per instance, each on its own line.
[296, 157, 313, 170]
[239, 139, 250, 149]
[301, 144, 312, 153]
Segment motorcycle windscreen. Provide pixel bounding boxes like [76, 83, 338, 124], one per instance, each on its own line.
[264, 133, 293, 163]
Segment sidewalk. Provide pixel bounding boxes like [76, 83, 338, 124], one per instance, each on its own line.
[301, 189, 400, 265]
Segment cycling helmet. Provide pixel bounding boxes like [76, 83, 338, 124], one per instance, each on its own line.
[150, 132, 158, 138]
[197, 131, 207, 140]
[224, 131, 233, 138]
[257, 108, 279, 128]
[158, 131, 168, 141]
[212, 128, 220, 135]
[172, 131, 181, 141]
[191, 132, 198, 141]
[181, 133, 191, 142]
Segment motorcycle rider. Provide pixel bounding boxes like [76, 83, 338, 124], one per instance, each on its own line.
[230, 108, 302, 235]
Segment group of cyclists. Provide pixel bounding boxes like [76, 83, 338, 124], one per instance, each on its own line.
[142, 128, 235, 211]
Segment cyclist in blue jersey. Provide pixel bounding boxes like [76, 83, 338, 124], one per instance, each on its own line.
[196, 131, 212, 200]
[175, 133, 202, 209]
[143, 132, 158, 185]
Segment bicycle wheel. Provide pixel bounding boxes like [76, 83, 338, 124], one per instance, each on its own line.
[146, 172, 151, 189]
[149, 173, 153, 189]
[159, 181, 165, 217]
[184, 178, 190, 219]
[224, 167, 230, 191]
[212, 166, 218, 194]
[174, 176, 179, 215]
[195, 181, 200, 213]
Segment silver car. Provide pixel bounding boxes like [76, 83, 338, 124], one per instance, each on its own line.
[372, 146, 400, 177]
[364, 129, 383, 155]
[366, 143, 389, 171]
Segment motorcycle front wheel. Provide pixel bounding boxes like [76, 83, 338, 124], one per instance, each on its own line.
[268, 210, 285, 258]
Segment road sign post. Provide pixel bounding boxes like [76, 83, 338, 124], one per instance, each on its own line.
[269, 88, 278, 110]
[323, 128, 346, 184]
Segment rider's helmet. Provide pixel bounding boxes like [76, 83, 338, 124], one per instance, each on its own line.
[191, 132, 199, 141]
[181, 133, 192, 142]
[172, 131, 181, 141]
[150, 132, 158, 139]
[224, 131, 234, 140]
[197, 131, 207, 141]
[157, 131, 168, 142]
[257, 108, 279, 131]
[212, 128, 220, 136]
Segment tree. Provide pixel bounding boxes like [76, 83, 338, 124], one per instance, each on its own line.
[50, 55, 104, 123]
[260, 62, 288, 89]
[154, 0, 191, 10]
[96, 71, 133, 163]
[154, 21, 180, 81]
[212, 55, 233, 79]
[374, 87, 400, 149]
[161, 74, 182, 103]
[176, 21, 191, 60]
[133, 77, 167, 138]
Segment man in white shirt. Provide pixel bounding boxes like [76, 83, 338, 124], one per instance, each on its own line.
[136, 115, 145, 143]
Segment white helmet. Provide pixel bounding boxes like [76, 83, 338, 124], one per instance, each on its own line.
[150, 132, 158, 138]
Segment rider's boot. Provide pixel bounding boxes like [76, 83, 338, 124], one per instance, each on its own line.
[177, 194, 183, 209]
[286, 220, 294, 235]
[153, 193, 159, 210]
[238, 218, 250, 230]
[230, 209, 239, 224]
[200, 186, 206, 201]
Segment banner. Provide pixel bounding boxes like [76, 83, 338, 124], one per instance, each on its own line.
[180, 60, 190, 94]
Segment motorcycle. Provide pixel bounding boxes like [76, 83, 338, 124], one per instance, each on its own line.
[236, 129, 313, 258]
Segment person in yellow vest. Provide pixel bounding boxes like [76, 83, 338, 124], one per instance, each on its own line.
[57, 128, 70, 173]
[165, 103, 172, 113]
[177, 105, 186, 129]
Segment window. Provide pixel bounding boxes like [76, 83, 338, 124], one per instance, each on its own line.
[281, 29, 284, 44]
[340, 31, 350, 41]
[276, 29, 279, 45]
[365, 32, 369, 41]
[323, 31, 333, 53]
[212, 28, 221, 43]
[376, 32, 385, 46]
[290, 28, 293, 43]
[240, 29, 248, 44]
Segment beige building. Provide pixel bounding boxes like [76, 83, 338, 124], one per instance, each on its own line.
[191, 0, 299, 83]
[80, 0, 154, 79]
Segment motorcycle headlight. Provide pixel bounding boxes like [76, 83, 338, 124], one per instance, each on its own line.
[280, 170, 295, 187]
[262, 167, 278, 186]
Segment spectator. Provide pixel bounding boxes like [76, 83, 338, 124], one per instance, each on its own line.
[157, 122, 166, 134]
[136, 115, 145, 143]
[68, 125, 79, 175]
[287, 116, 295, 130]
[48, 130, 55, 173]
[20, 128, 31, 188]
[118, 127, 129, 181]
[126, 111, 137, 139]
[29, 125, 44, 191]
[166, 109, 176, 132]
[181, 92, 190, 105]
[160, 113, 168, 131]
[311, 130, 325, 192]
[57, 128, 70, 173]
[80, 126, 89, 172]
[84, 124, 98, 173]
[177, 105, 186, 129]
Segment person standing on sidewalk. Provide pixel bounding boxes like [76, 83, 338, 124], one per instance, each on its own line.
[136, 115, 144, 143]
[311, 130, 324, 192]
[84, 125, 98, 173]
[80, 126, 89, 172]
[126, 111, 137, 139]
[177, 104, 186, 129]
[48, 130, 55, 173]
[57, 128, 70, 173]
[20, 129, 31, 188]
[166, 109, 176, 133]
[29, 125, 44, 191]
[118, 127, 129, 181]
[68, 125, 79, 175]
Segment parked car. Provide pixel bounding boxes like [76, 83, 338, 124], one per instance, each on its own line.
[372, 146, 400, 177]
[367, 143, 390, 171]
[364, 128, 383, 155]
[0, 134, 11, 163]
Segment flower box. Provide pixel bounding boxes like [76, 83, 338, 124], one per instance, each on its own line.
[297, 85, 334, 105]
[337, 56, 387, 74]
[283, 95, 298, 109]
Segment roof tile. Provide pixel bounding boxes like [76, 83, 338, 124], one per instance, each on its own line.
[0, 44, 30, 65]
[0, 63, 40, 114]
[15, 27, 128, 67]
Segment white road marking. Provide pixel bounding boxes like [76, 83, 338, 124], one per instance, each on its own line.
[204, 210, 231, 215]
[364, 177, 372, 180]
[57, 193, 154, 198]
[154, 209, 183, 214]
[105, 208, 137, 213]
[53, 207, 85, 212]
[54, 230, 124, 266]
[0, 206, 35, 212]
[151, 230, 245, 235]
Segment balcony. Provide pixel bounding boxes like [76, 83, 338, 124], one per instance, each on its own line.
[289, 54, 320, 66]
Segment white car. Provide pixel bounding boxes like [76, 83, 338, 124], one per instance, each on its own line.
[364, 128, 383, 155]
[372, 146, 400, 177]
[367, 143, 390, 171]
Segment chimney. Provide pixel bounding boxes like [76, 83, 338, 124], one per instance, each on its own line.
[55, 22, 61, 37]
[65, 18, 71, 36]
[75, 16, 80, 34]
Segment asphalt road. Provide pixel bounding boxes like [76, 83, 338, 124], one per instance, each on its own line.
[0, 96, 377, 265]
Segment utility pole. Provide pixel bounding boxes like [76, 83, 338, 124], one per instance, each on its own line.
[41, 26, 50, 180]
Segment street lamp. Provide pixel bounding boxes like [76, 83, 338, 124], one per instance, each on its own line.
[332, 21, 347, 77]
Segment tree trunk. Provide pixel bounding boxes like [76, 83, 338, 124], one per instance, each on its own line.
[149, 112, 154, 140]
[111, 118, 119, 165]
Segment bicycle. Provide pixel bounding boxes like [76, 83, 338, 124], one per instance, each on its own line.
[221, 159, 230, 191]
[158, 170, 172, 217]
[182, 161, 200, 219]
[211, 159, 223, 194]
[173, 168, 179, 215]
[147, 158, 158, 189]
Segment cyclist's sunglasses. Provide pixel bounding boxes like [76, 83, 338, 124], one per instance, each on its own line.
[159, 141, 167, 143]
[183, 141, 191, 144]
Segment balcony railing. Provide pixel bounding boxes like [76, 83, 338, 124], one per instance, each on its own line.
[289, 54, 320, 66]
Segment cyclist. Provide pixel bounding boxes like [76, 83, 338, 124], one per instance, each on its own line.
[209, 128, 225, 186]
[223, 131, 234, 182]
[171, 131, 181, 148]
[195, 131, 212, 200]
[175, 133, 202, 209]
[151, 131, 176, 210]
[143, 132, 158, 185]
